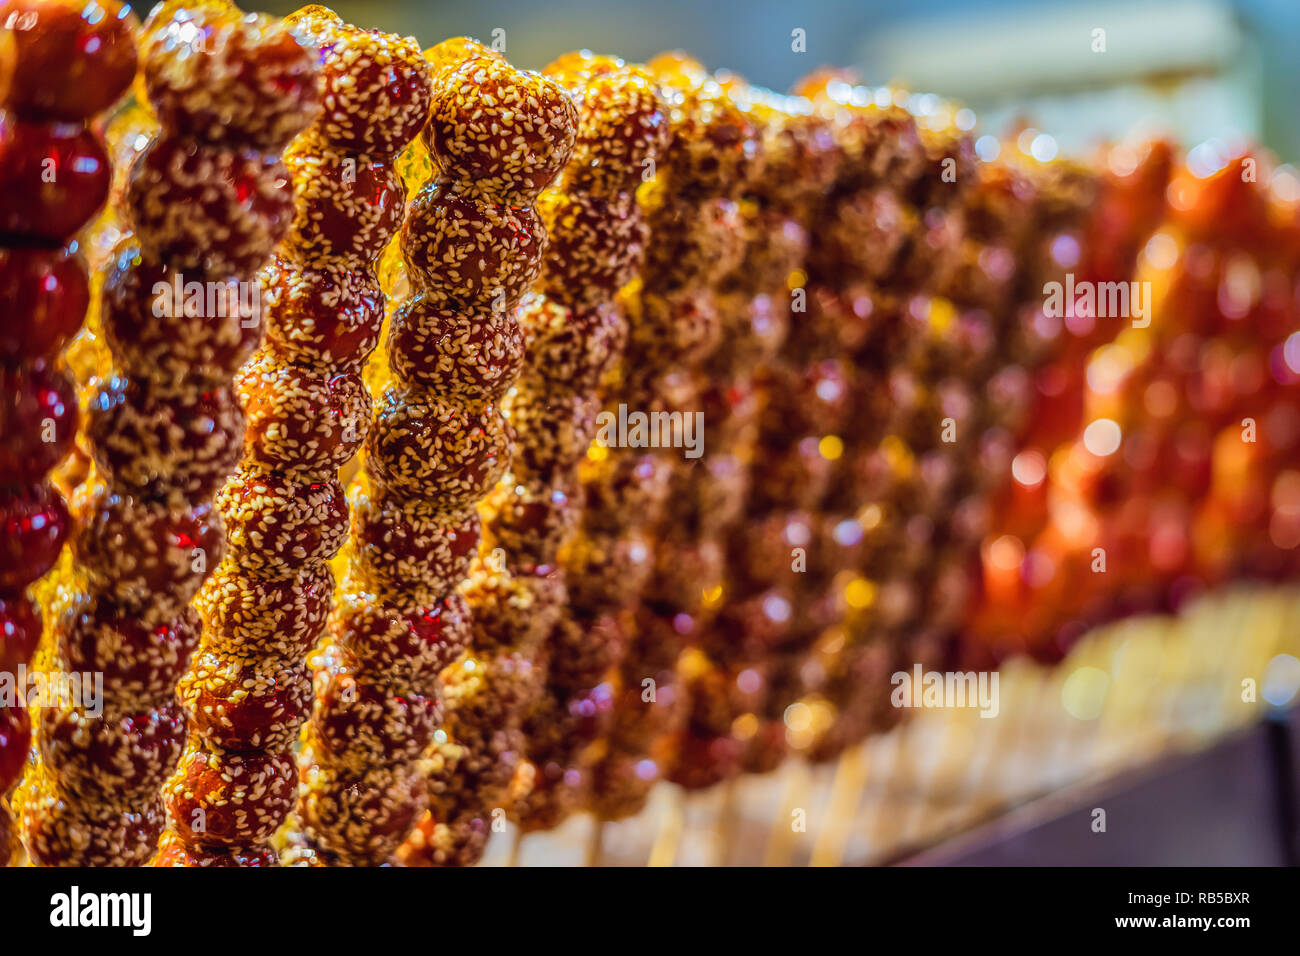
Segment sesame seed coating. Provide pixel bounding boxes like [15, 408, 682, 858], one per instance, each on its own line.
[72, 485, 226, 622]
[400, 178, 547, 313]
[39, 700, 186, 807]
[194, 559, 334, 660]
[386, 295, 525, 405]
[365, 387, 510, 511]
[127, 136, 296, 279]
[282, 136, 405, 265]
[349, 489, 480, 600]
[309, 41, 575, 866]
[537, 190, 647, 309]
[464, 563, 566, 656]
[286, 7, 431, 157]
[308, 665, 439, 772]
[481, 475, 582, 570]
[214, 468, 347, 577]
[101, 240, 263, 388]
[519, 297, 626, 395]
[331, 587, 471, 687]
[507, 392, 599, 480]
[236, 351, 371, 476]
[140, 5, 321, 152]
[85, 375, 245, 504]
[420, 56, 669, 847]
[260, 253, 384, 371]
[21, 783, 163, 867]
[179, 648, 312, 753]
[152, 830, 277, 866]
[297, 743, 427, 866]
[546, 62, 669, 196]
[425, 54, 579, 205]
[164, 746, 296, 848]
[59, 598, 202, 709]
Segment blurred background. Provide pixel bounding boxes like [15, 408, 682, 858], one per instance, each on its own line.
[258, 0, 1300, 160]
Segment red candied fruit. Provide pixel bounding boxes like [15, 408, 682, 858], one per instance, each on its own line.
[0, 697, 30, 792]
[194, 559, 333, 658]
[401, 179, 545, 311]
[365, 386, 510, 510]
[0, 482, 68, 590]
[0, 0, 138, 121]
[85, 376, 244, 501]
[0, 246, 88, 361]
[386, 296, 524, 404]
[350, 492, 481, 599]
[285, 8, 433, 158]
[215, 469, 347, 577]
[0, 589, 40, 672]
[0, 360, 76, 484]
[164, 748, 296, 848]
[153, 831, 278, 866]
[59, 598, 201, 705]
[179, 651, 311, 752]
[0, 115, 111, 243]
[282, 139, 405, 265]
[310, 665, 438, 768]
[424, 54, 577, 204]
[39, 700, 186, 802]
[73, 487, 224, 619]
[298, 755, 426, 865]
[236, 353, 370, 475]
[21, 784, 163, 866]
[333, 589, 471, 683]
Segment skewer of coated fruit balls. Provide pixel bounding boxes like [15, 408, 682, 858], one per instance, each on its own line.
[3, 4, 1298, 866]
[965, 147, 1300, 669]
[159, 5, 429, 867]
[18, 0, 318, 866]
[399, 49, 667, 866]
[297, 39, 577, 866]
[0, 0, 138, 865]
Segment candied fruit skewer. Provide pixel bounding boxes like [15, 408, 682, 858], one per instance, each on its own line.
[397, 53, 670, 862]
[573, 53, 756, 823]
[663, 82, 842, 788]
[0, 0, 133, 865]
[156, 5, 428, 868]
[792, 86, 988, 764]
[13, 0, 317, 867]
[297, 43, 577, 866]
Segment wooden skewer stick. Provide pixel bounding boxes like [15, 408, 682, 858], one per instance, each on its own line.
[810, 745, 867, 866]
[585, 818, 605, 868]
[763, 761, 810, 866]
[715, 777, 741, 866]
[507, 828, 523, 868]
[648, 786, 685, 867]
